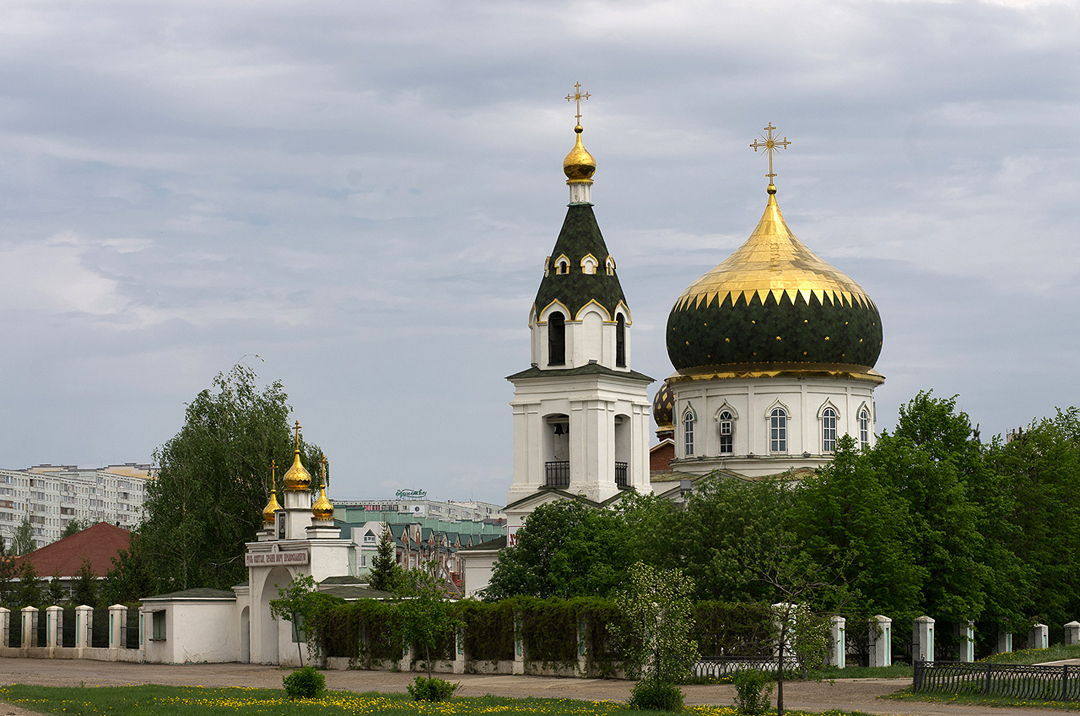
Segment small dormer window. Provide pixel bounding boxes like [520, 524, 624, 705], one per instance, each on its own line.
[581, 255, 598, 275]
[555, 256, 570, 275]
[605, 257, 616, 276]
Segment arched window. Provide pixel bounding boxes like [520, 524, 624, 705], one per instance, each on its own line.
[822, 407, 837, 453]
[718, 410, 734, 454]
[769, 407, 788, 453]
[605, 257, 616, 276]
[615, 315, 626, 367]
[555, 257, 570, 275]
[859, 408, 871, 448]
[683, 409, 696, 456]
[581, 255, 598, 275]
[548, 312, 566, 366]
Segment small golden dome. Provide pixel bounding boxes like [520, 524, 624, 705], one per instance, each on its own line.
[261, 487, 282, 526]
[282, 450, 312, 492]
[311, 487, 333, 522]
[563, 125, 596, 182]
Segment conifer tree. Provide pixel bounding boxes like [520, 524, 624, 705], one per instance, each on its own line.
[73, 559, 99, 607]
[15, 561, 42, 607]
[369, 528, 401, 592]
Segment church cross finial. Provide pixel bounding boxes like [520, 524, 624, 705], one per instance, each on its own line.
[320, 455, 329, 488]
[293, 420, 301, 453]
[270, 459, 277, 492]
[750, 123, 792, 188]
[565, 82, 591, 125]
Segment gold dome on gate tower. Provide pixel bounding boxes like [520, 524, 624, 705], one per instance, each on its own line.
[282, 420, 312, 492]
[311, 456, 333, 522]
[262, 459, 282, 525]
[562, 82, 595, 183]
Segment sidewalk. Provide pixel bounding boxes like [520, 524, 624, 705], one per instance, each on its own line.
[0, 658, 1072, 715]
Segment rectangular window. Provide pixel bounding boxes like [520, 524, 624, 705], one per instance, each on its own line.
[151, 611, 166, 641]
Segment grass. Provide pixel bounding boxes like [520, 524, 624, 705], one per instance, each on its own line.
[806, 663, 913, 680]
[0, 684, 875, 716]
[887, 686, 1080, 711]
[982, 643, 1080, 665]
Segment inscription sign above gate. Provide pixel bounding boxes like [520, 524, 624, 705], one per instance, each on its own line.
[244, 550, 309, 566]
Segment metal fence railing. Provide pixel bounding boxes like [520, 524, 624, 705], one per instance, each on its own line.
[694, 656, 801, 679]
[914, 661, 1080, 702]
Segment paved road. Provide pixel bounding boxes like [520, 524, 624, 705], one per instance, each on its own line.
[0, 658, 1072, 715]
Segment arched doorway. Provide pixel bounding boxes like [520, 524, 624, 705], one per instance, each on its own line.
[239, 606, 250, 663]
[255, 566, 293, 664]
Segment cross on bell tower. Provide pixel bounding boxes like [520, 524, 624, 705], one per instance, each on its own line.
[750, 123, 792, 192]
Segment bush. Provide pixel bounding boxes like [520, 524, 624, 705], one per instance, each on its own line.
[732, 669, 773, 715]
[406, 675, 458, 702]
[283, 666, 325, 700]
[628, 679, 684, 711]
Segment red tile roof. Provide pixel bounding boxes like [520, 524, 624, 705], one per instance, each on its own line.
[14, 522, 130, 578]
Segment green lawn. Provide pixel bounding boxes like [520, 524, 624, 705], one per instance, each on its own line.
[806, 664, 913, 681]
[0, 684, 873, 716]
[983, 644, 1080, 665]
[887, 686, 1080, 711]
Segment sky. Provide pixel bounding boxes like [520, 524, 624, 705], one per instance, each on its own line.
[2, 0, 1078, 504]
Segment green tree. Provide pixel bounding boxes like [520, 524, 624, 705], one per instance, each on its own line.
[485, 500, 633, 600]
[14, 560, 42, 607]
[72, 559, 99, 607]
[269, 574, 343, 666]
[46, 572, 65, 605]
[368, 528, 402, 592]
[11, 518, 35, 556]
[395, 565, 462, 679]
[60, 519, 89, 540]
[100, 538, 155, 604]
[129, 363, 321, 593]
[0, 535, 15, 603]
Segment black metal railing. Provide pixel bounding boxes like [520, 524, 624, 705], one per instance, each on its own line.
[544, 461, 570, 488]
[913, 661, 1080, 702]
[615, 462, 628, 488]
[694, 656, 800, 679]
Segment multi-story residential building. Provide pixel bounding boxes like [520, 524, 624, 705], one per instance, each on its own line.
[0, 463, 152, 547]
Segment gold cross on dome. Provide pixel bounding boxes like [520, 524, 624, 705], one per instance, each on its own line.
[270, 459, 277, 490]
[565, 82, 591, 124]
[293, 420, 301, 452]
[320, 455, 329, 487]
[750, 123, 792, 183]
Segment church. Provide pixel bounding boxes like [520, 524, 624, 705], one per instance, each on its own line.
[463, 92, 885, 595]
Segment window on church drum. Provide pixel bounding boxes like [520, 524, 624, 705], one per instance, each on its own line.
[859, 408, 871, 448]
[615, 315, 626, 367]
[683, 410, 696, 456]
[770, 408, 788, 453]
[555, 259, 569, 275]
[718, 410, 734, 454]
[822, 407, 837, 453]
[548, 312, 566, 366]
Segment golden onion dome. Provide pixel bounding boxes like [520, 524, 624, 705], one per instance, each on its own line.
[311, 487, 333, 522]
[261, 488, 282, 526]
[282, 450, 312, 492]
[563, 125, 596, 182]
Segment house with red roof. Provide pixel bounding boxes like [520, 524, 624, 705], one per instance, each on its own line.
[13, 522, 130, 580]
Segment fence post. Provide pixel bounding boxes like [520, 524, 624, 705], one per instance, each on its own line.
[512, 612, 525, 675]
[828, 616, 845, 669]
[996, 629, 1013, 654]
[0, 607, 8, 648]
[1064, 621, 1080, 646]
[1029, 623, 1048, 650]
[868, 615, 892, 667]
[108, 604, 127, 651]
[912, 660, 924, 692]
[21, 607, 37, 648]
[45, 605, 63, 650]
[75, 605, 93, 649]
[914, 616, 935, 663]
[576, 615, 589, 675]
[452, 626, 465, 675]
[957, 620, 974, 662]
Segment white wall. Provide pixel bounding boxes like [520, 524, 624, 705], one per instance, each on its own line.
[142, 601, 238, 664]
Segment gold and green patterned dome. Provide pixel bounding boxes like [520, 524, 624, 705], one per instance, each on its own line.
[666, 186, 883, 380]
[652, 380, 674, 431]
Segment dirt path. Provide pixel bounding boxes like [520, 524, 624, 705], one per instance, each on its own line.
[0, 658, 1072, 715]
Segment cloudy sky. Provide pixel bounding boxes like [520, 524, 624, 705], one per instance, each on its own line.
[2, 0, 1078, 503]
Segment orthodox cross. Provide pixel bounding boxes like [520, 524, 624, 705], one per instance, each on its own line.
[565, 82, 591, 124]
[292, 420, 301, 451]
[750, 123, 792, 183]
[320, 455, 329, 488]
[270, 459, 277, 491]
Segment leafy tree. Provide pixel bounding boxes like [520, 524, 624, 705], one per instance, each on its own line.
[14, 560, 42, 607]
[46, 572, 65, 605]
[368, 528, 402, 592]
[0, 535, 15, 603]
[485, 500, 633, 600]
[611, 561, 699, 686]
[394, 565, 462, 679]
[72, 559, 99, 607]
[11, 518, 35, 556]
[129, 363, 321, 593]
[100, 537, 155, 604]
[269, 574, 343, 667]
[60, 519, 89, 540]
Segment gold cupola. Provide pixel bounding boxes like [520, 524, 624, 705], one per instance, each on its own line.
[311, 456, 333, 522]
[261, 459, 282, 526]
[282, 420, 313, 492]
[562, 82, 596, 187]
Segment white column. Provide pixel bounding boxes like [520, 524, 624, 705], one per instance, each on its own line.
[75, 605, 93, 649]
[996, 629, 1013, 654]
[45, 606, 63, 649]
[828, 616, 846, 669]
[1029, 623, 1048, 650]
[577, 615, 589, 675]
[108, 604, 127, 650]
[914, 616, 935, 663]
[868, 615, 892, 667]
[1064, 621, 1080, 646]
[20, 607, 37, 648]
[512, 613, 525, 675]
[0, 607, 8, 648]
[452, 627, 465, 675]
[957, 621, 974, 662]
